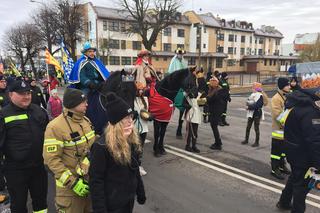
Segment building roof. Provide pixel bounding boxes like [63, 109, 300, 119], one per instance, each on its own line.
[294, 33, 319, 44]
[198, 13, 221, 28]
[254, 25, 283, 38]
[94, 6, 134, 21]
[94, 6, 191, 25]
[153, 51, 228, 58]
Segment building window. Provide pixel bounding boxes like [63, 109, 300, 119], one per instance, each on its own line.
[258, 49, 263, 55]
[102, 56, 108, 65]
[109, 56, 120, 65]
[188, 57, 196, 66]
[196, 37, 200, 49]
[216, 58, 223, 68]
[217, 46, 224, 53]
[227, 59, 236, 66]
[259, 38, 264, 44]
[120, 22, 126, 32]
[240, 48, 245, 55]
[241, 35, 246, 43]
[234, 47, 237, 54]
[155, 57, 159, 61]
[103, 20, 108, 31]
[269, 59, 272, 66]
[177, 44, 185, 49]
[163, 43, 172, 52]
[109, 21, 119, 31]
[121, 57, 131, 65]
[235, 35, 237, 42]
[163, 27, 171, 36]
[240, 60, 244, 66]
[163, 57, 168, 61]
[255, 39, 257, 44]
[250, 36, 252, 44]
[203, 43, 206, 49]
[228, 34, 234, 42]
[228, 47, 234, 54]
[274, 59, 276, 66]
[109, 39, 120, 49]
[276, 39, 281, 45]
[89, 21, 92, 31]
[217, 33, 224, 41]
[177, 29, 185, 37]
[132, 41, 142, 50]
[132, 57, 137, 64]
[203, 27, 207, 33]
[121, 40, 126, 49]
[264, 59, 267, 66]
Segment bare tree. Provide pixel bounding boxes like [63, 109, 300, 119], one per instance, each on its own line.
[4, 25, 29, 72]
[32, 4, 59, 54]
[55, 0, 84, 60]
[300, 38, 320, 62]
[22, 24, 43, 78]
[119, 0, 182, 51]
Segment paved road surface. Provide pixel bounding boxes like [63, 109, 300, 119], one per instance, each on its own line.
[37, 91, 320, 212]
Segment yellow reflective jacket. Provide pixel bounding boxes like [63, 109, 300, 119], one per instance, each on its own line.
[271, 90, 287, 140]
[43, 109, 96, 197]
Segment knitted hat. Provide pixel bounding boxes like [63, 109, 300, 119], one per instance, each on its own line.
[277, 77, 289, 90]
[63, 88, 86, 109]
[81, 41, 97, 54]
[253, 82, 262, 92]
[104, 92, 133, 125]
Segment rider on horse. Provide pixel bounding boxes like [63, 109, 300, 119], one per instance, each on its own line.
[68, 42, 110, 94]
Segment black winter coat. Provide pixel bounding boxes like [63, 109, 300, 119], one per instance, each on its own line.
[31, 85, 47, 108]
[206, 87, 229, 124]
[284, 89, 320, 169]
[0, 103, 49, 170]
[89, 136, 146, 213]
[0, 89, 9, 109]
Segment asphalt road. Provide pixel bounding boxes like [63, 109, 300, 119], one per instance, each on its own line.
[29, 91, 320, 213]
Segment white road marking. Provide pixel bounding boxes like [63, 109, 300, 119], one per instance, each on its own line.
[165, 145, 320, 208]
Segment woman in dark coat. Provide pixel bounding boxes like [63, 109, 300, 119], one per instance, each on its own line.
[206, 77, 228, 150]
[89, 92, 146, 213]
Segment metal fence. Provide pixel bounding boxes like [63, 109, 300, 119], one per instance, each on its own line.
[228, 72, 289, 86]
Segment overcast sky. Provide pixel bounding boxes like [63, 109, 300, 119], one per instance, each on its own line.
[1, 0, 320, 45]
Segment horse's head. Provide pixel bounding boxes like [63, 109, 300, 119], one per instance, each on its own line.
[100, 69, 137, 109]
[156, 66, 196, 101]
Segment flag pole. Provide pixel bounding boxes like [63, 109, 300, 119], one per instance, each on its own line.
[45, 48, 51, 92]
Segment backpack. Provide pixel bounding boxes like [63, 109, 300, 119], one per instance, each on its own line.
[261, 91, 269, 106]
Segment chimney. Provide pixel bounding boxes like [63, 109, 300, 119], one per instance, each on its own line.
[221, 19, 226, 27]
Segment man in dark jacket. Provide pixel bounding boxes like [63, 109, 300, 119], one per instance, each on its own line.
[0, 80, 49, 213]
[219, 72, 231, 126]
[277, 88, 320, 212]
[30, 79, 47, 109]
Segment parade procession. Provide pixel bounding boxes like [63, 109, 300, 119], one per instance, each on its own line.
[0, 0, 320, 212]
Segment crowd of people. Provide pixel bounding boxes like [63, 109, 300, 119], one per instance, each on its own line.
[0, 42, 319, 213]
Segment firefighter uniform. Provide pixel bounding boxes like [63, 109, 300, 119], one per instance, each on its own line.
[0, 81, 49, 213]
[43, 108, 95, 213]
[271, 89, 289, 179]
[219, 73, 230, 126]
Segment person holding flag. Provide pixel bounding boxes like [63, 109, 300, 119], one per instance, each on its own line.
[68, 42, 110, 94]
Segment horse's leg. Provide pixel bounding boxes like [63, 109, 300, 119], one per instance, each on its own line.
[158, 121, 169, 155]
[153, 120, 160, 156]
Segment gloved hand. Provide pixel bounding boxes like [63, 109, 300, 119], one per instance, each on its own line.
[72, 178, 89, 197]
[137, 194, 146, 205]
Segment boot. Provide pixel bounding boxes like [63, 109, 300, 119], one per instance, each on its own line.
[280, 158, 291, 175]
[210, 143, 222, 150]
[192, 138, 200, 153]
[221, 116, 230, 126]
[241, 140, 248, 145]
[159, 141, 167, 155]
[185, 145, 192, 152]
[271, 160, 285, 180]
[276, 202, 292, 211]
[153, 139, 161, 157]
[251, 142, 259, 147]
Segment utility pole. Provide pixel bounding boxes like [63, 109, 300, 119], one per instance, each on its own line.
[194, 22, 202, 68]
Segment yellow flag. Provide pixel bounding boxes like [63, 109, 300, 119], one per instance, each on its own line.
[8, 58, 21, 77]
[45, 49, 64, 74]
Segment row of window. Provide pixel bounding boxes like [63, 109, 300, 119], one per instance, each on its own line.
[102, 56, 138, 65]
[264, 59, 293, 66]
[163, 28, 185, 37]
[104, 39, 142, 50]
